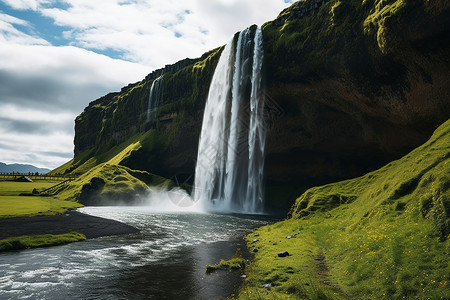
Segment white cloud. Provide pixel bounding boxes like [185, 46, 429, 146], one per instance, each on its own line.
[0, 12, 29, 25]
[0, 43, 149, 112]
[0, 12, 49, 45]
[0, 35, 149, 169]
[2, 0, 295, 67]
[37, 0, 294, 68]
[0, 104, 73, 123]
[0, 127, 73, 168]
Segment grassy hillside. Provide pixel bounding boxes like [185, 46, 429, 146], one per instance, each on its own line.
[51, 129, 170, 176]
[241, 119, 449, 299]
[0, 180, 85, 251]
[0, 180, 83, 218]
[49, 130, 173, 204]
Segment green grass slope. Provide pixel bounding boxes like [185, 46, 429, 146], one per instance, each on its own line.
[50, 129, 170, 176]
[49, 130, 173, 204]
[0, 180, 83, 218]
[0, 196, 82, 218]
[0, 232, 86, 251]
[0, 180, 85, 251]
[0, 181, 61, 196]
[241, 119, 449, 299]
[51, 163, 167, 204]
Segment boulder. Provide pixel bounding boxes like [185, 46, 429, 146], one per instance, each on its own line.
[278, 251, 290, 257]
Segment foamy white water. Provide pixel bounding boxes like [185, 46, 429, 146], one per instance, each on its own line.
[193, 26, 266, 214]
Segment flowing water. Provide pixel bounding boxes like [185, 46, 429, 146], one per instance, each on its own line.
[0, 207, 272, 299]
[193, 26, 266, 214]
[147, 75, 164, 122]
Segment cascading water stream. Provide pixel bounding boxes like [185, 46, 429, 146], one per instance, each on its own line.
[147, 75, 164, 122]
[193, 26, 266, 214]
[247, 28, 265, 213]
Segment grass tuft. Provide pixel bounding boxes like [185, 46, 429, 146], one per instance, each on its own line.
[206, 253, 246, 273]
[0, 232, 86, 252]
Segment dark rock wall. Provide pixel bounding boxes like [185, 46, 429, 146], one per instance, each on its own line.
[262, 0, 450, 188]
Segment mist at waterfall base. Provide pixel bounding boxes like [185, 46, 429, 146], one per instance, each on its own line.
[144, 187, 203, 212]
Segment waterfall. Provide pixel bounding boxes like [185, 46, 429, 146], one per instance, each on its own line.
[147, 75, 164, 122]
[247, 28, 265, 212]
[193, 26, 266, 213]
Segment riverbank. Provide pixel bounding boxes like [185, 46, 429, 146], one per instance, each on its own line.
[0, 179, 139, 251]
[0, 210, 139, 240]
[0, 210, 139, 251]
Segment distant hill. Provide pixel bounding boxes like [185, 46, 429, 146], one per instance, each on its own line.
[0, 162, 51, 174]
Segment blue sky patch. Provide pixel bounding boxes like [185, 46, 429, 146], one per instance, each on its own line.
[0, 5, 70, 46]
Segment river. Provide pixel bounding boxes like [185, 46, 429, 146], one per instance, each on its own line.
[0, 207, 272, 299]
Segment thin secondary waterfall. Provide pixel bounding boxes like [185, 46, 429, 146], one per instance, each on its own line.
[193, 26, 266, 213]
[147, 75, 164, 122]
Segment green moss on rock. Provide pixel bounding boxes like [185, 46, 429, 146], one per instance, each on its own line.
[51, 162, 171, 205]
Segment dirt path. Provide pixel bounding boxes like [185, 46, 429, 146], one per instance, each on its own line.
[313, 249, 349, 298]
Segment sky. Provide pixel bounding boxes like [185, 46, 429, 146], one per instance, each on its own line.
[0, 0, 294, 170]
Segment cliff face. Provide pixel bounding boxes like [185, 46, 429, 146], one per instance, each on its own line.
[261, 0, 450, 192]
[72, 47, 222, 178]
[69, 0, 450, 209]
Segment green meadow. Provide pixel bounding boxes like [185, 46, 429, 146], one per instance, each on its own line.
[0, 181, 60, 196]
[0, 180, 83, 218]
[0, 180, 84, 251]
[0, 196, 82, 219]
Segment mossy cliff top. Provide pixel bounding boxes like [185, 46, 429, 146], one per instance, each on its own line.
[261, 0, 450, 204]
[263, 0, 449, 80]
[242, 118, 449, 299]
